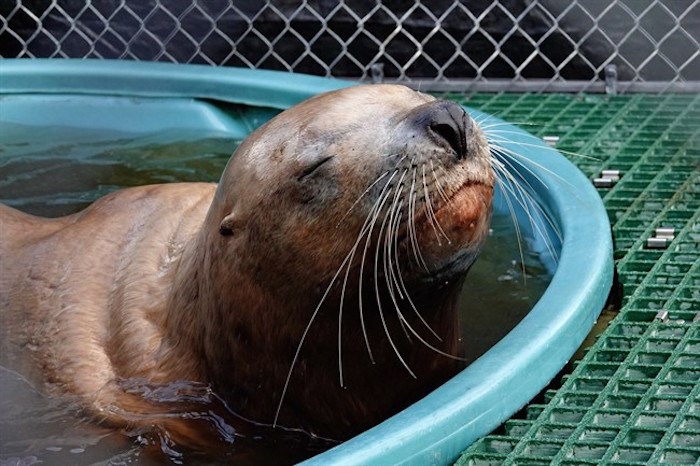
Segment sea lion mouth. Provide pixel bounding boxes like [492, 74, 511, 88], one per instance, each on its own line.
[432, 179, 485, 215]
[414, 176, 491, 230]
[388, 177, 492, 274]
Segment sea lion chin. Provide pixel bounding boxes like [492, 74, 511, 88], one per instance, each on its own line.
[0, 84, 494, 451]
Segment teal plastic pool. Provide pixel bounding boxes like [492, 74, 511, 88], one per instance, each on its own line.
[0, 59, 613, 465]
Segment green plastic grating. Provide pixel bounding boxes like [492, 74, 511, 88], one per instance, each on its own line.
[450, 93, 700, 466]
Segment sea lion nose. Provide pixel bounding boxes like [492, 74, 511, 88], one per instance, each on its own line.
[427, 101, 471, 160]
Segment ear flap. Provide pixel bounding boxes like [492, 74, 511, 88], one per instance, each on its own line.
[219, 213, 237, 236]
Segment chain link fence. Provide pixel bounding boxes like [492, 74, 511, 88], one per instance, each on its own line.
[1, 0, 699, 93]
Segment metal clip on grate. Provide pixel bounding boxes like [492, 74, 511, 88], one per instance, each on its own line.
[646, 227, 676, 250]
[594, 169, 622, 188]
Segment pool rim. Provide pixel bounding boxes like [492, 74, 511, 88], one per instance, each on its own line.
[0, 59, 614, 466]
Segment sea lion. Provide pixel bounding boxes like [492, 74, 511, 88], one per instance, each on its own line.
[0, 84, 493, 455]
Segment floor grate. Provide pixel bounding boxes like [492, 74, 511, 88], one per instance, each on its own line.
[448, 93, 699, 466]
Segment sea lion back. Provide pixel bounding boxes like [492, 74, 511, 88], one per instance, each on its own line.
[0, 183, 215, 390]
[0, 203, 69, 252]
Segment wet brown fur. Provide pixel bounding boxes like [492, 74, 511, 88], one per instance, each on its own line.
[0, 85, 494, 451]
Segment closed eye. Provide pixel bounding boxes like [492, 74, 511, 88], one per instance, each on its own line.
[297, 155, 334, 181]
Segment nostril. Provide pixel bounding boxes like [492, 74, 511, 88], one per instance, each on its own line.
[430, 121, 463, 158]
[428, 102, 469, 160]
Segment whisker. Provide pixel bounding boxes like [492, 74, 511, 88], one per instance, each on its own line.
[478, 121, 543, 131]
[393, 305, 465, 361]
[490, 145, 587, 242]
[384, 190, 412, 342]
[385, 171, 409, 302]
[490, 147, 542, 198]
[430, 159, 451, 205]
[337, 180, 397, 387]
[480, 116, 569, 268]
[489, 140, 596, 186]
[357, 171, 401, 364]
[493, 172, 528, 279]
[275, 231, 361, 426]
[493, 156, 563, 251]
[490, 144, 555, 192]
[275, 170, 400, 424]
[374, 184, 416, 378]
[407, 167, 429, 272]
[336, 170, 390, 228]
[492, 162, 561, 264]
[390, 203, 442, 342]
[422, 163, 450, 244]
[485, 131, 600, 162]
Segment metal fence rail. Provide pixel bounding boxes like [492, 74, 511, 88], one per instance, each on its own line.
[1, 0, 699, 93]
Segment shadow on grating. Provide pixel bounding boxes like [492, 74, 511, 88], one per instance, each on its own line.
[447, 93, 700, 466]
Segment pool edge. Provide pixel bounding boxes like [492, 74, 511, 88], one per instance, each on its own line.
[0, 59, 614, 466]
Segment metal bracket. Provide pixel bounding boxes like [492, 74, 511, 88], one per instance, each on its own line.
[594, 169, 621, 188]
[645, 227, 675, 249]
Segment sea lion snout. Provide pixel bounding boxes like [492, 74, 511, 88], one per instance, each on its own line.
[407, 100, 474, 161]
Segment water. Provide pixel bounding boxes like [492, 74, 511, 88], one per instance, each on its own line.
[0, 123, 235, 217]
[0, 127, 552, 465]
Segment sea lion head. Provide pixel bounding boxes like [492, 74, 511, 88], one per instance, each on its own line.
[209, 84, 493, 296]
[165, 84, 495, 437]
